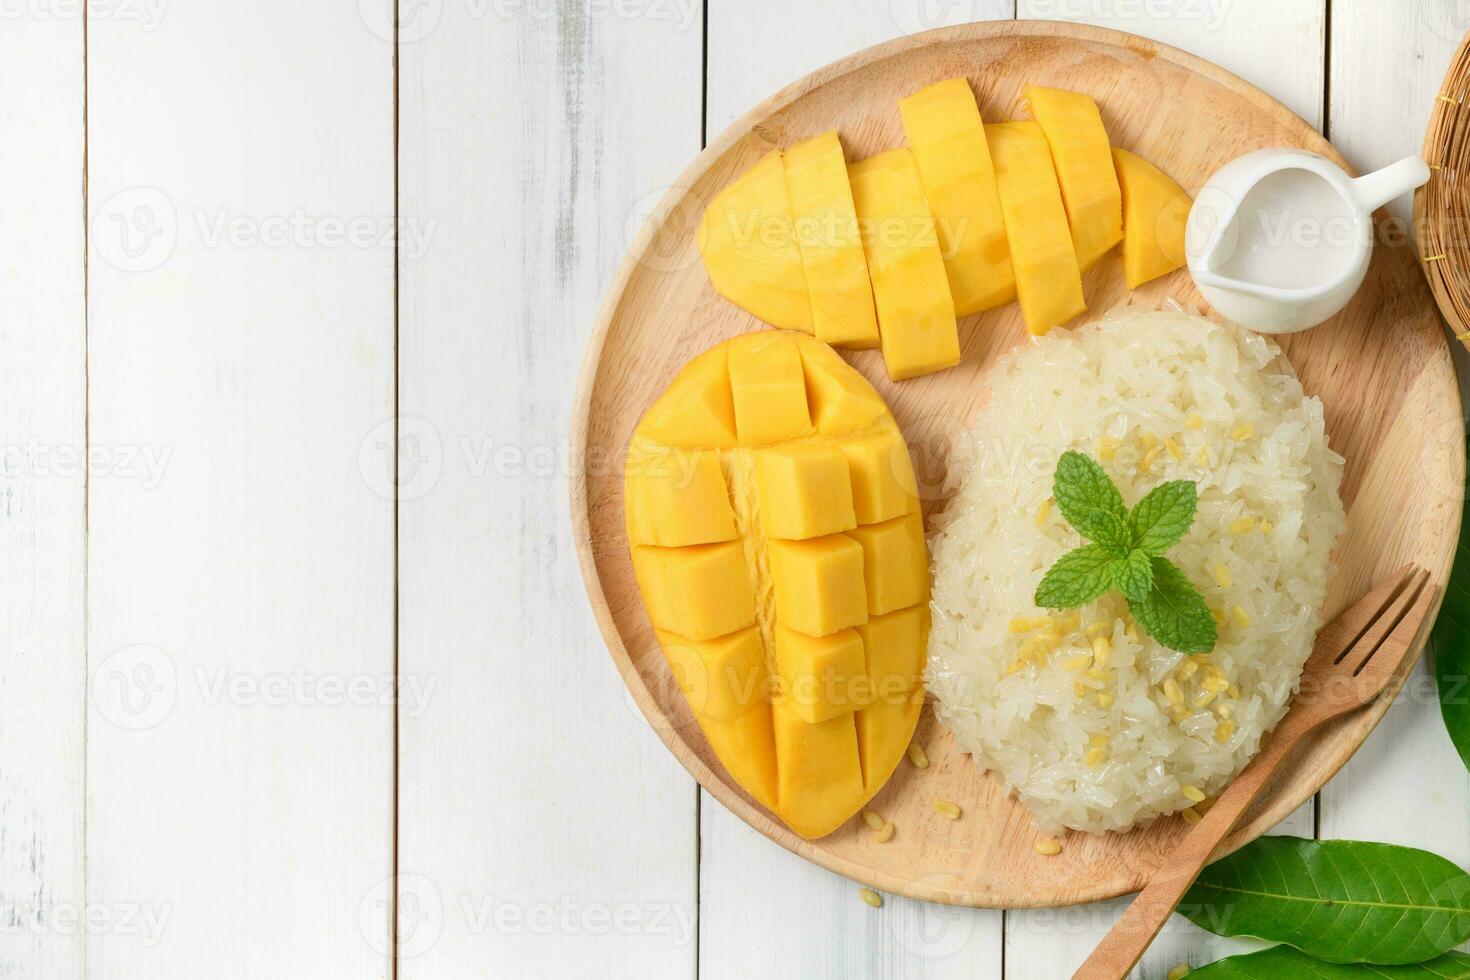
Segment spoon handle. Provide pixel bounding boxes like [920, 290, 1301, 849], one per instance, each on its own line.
[1072, 713, 1314, 980]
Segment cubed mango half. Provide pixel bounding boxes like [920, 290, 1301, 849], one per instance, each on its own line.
[624, 332, 929, 839]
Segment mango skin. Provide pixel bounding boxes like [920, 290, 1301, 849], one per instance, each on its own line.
[625, 331, 930, 838]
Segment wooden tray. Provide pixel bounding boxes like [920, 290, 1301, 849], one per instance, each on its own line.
[570, 20, 1463, 908]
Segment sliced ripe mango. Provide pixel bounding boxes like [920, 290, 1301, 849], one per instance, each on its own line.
[772, 698, 867, 838]
[1025, 86, 1123, 271]
[631, 541, 755, 641]
[986, 121, 1087, 335]
[697, 151, 814, 333]
[657, 626, 769, 723]
[849, 149, 961, 380]
[636, 346, 737, 449]
[796, 340, 886, 435]
[625, 331, 929, 838]
[855, 605, 928, 791]
[727, 332, 814, 446]
[1113, 148, 1192, 288]
[769, 534, 868, 637]
[756, 444, 857, 541]
[846, 512, 929, 616]
[839, 429, 919, 525]
[899, 77, 1016, 316]
[700, 698, 779, 809]
[773, 626, 871, 724]
[782, 132, 881, 350]
[625, 447, 737, 548]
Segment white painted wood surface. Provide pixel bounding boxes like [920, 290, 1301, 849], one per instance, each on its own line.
[396, 3, 703, 976]
[0, 14, 85, 980]
[1, 2, 1466, 978]
[86, 4, 394, 978]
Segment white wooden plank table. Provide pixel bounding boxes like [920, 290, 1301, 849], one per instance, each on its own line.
[0, 3, 1464, 979]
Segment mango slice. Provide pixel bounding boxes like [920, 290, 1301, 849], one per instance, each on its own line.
[849, 149, 961, 380]
[1025, 86, 1124, 271]
[986, 121, 1087, 335]
[697, 151, 814, 334]
[625, 331, 930, 838]
[899, 78, 1016, 316]
[1113, 148, 1192, 288]
[783, 132, 881, 350]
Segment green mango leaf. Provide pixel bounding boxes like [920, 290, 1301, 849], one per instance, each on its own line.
[1429, 436, 1470, 772]
[1179, 837, 1470, 965]
[1190, 946, 1470, 978]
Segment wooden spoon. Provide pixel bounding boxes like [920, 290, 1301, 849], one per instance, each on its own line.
[1074, 565, 1437, 980]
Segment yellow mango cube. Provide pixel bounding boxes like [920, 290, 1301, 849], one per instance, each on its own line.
[986, 121, 1087, 335]
[756, 444, 856, 540]
[795, 337, 886, 435]
[632, 542, 755, 640]
[769, 534, 868, 637]
[857, 604, 929, 700]
[846, 512, 929, 616]
[772, 699, 866, 839]
[855, 606, 928, 790]
[1113, 148, 1191, 288]
[839, 430, 918, 525]
[848, 149, 961, 381]
[635, 346, 737, 449]
[899, 77, 1016, 315]
[625, 447, 736, 547]
[727, 333, 814, 445]
[782, 132, 881, 350]
[696, 150, 813, 333]
[699, 699, 779, 810]
[774, 626, 871, 724]
[657, 627, 769, 723]
[1025, 86, 1124, 271]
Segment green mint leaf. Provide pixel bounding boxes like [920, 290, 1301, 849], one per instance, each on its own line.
[1115, 549, 1154, 603]
[1052, 451, 1127, 545]
[1129, 479, 1197, 554]
[1088, 510, 1132, 555]
[1127, 556, 1217, 653]
[1035, 544, 1122, 609]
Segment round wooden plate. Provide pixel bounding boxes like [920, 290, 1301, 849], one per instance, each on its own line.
[570, 20, 1464, 908]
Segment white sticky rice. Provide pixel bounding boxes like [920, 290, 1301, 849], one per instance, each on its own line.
[925, 308, 1346, 834]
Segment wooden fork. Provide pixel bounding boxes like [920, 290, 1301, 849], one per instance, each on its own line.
[1074, 565, 1437, 980]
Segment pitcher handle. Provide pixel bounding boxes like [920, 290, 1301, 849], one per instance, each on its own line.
[1349, 156, 1431, 213]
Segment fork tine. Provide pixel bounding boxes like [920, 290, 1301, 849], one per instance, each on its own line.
[1308, 564, 1416, 667]
[1337, 568, 1430, 674]
[1351, 573, 1437, 682]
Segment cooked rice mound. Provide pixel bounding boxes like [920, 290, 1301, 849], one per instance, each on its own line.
[925, 309, 1346, 834]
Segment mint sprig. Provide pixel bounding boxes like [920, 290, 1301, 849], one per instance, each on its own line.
[1035, 451, 1217, 653]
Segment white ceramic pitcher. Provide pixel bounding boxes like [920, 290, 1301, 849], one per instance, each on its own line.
[1185, 150, 1430, 334]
